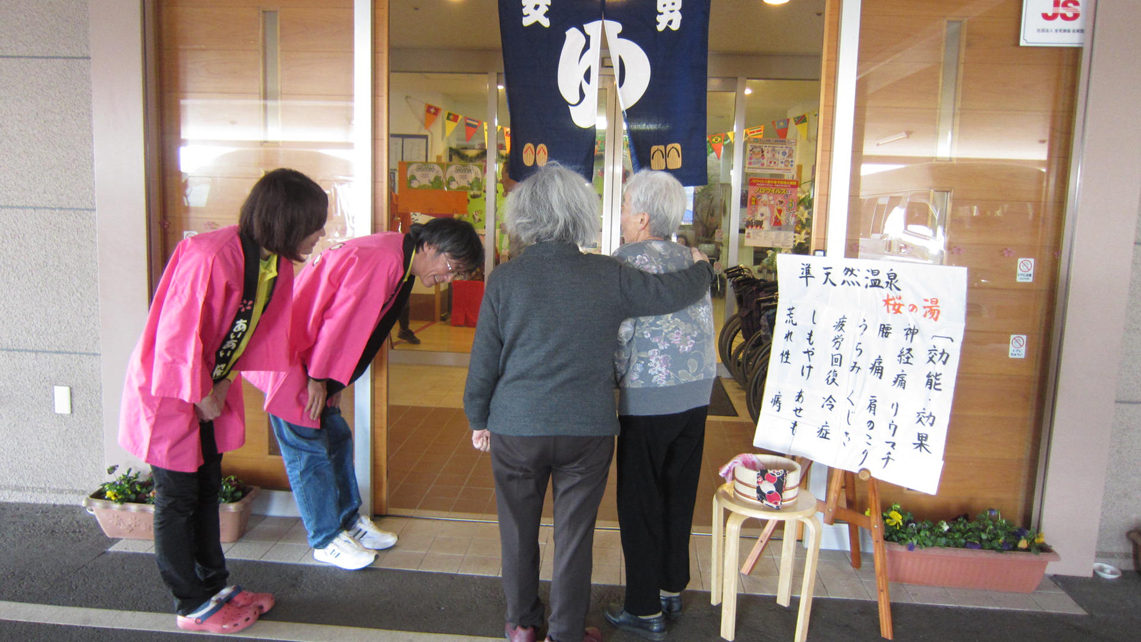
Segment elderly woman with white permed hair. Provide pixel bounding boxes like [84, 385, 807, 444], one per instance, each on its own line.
[463, 163, 713, 642]
[604, 170, 717, 641]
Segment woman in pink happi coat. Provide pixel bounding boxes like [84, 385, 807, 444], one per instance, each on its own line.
[119, 168, 328, 634]
[252, 217, 483, 570]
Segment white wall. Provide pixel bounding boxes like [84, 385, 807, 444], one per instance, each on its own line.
[0, 0, 103, 502]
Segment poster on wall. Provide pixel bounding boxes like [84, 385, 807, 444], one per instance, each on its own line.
[745, 140, 797, 175]
[745, 178, 798, 248]
[1020, 0, 1086, 47]
[445, 163, 484, 191]
[406, 163, 445, 190]
[753, 255, 968, 495]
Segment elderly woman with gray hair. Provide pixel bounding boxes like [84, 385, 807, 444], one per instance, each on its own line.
[604, 170, 717, 641]
[464, 163, 712, 642]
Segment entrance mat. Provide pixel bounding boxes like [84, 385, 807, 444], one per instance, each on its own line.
[709, 377, 739, 418]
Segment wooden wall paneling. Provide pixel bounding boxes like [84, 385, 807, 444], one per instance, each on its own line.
[947, 199, 1065, 247]
[958, 330, 1042, 376]
[963, 289, 1053, 334]
[280, 7, 354, 51]
[951, 374, 1035, 418]
[809, 0, 840, 252]
[164, 0, 352, 7]
[958, 64, 1076, 112]
[946, 245, 1058, 291]
[944, 414, 1035, 461]
[159, 49, 262, 94]
[858, 62, 941, 109]
[160, 6, 259, 50]
[280, 52, 354, 96]
[372, 0, 391, 516]
[862, 0, 1020, 20]
[161, 92, 264, 138]
[279, 95, 354, 143]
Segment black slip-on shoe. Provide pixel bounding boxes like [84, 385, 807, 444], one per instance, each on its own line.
[604, 605, 666, 641]
[660, 594, 683, 620]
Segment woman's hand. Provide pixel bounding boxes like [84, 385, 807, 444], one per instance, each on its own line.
[327, 390, 342, 409]
[305, 377, 327, 421]
[471, 429, 490, 453]
[194, 378, 232, 422]
[690, 246, 710, 263]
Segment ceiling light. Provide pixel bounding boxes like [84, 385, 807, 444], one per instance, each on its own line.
[764, 0, 790, 5]
[876, 131, 912, 146]
[744, 87, 753, 95]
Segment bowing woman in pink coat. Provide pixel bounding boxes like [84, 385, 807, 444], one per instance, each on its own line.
[118, 168, 327, 634]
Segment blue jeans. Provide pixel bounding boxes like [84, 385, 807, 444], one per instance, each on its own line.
[270, 407, 362, 549]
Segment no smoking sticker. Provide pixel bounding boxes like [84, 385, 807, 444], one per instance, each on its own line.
[1017, 258, 1035, 283]
[1009, 334, 1027, 359]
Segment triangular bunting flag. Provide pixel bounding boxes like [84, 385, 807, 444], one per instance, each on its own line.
[504, 127, 511, 155]
[444, 111, 461, 138]
[773, 119, 790, 139]
[726, 131, 735, 143]
[793, 114, 809, 140]
[745, 125, 765, 139]
[465, 117, 481, 143]
[708, 133, 725, 160]
[424, 104, 441, 131]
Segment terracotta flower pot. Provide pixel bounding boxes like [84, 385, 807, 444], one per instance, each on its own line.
[884, 541, 1060, 593]
[83, 486, 259, 543]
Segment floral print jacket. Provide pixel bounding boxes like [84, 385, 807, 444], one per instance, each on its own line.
[614, 240, 717, 415]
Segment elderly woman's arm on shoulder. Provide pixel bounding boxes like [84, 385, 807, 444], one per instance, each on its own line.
[618, 248, 713, 319]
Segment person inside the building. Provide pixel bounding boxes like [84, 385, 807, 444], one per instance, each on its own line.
[464, 163, 713, 642]
[119, 168, 328, 634]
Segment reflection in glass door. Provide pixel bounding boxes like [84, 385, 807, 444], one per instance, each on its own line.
[156, 0, 364, 491]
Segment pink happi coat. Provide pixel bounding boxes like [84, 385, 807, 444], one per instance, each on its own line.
[119, 226, 295, 472]
[251, 232, 410, 428]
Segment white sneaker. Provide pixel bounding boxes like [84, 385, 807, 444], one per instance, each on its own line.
[348, 515, 398, 550]
[313, 531, 377, 570]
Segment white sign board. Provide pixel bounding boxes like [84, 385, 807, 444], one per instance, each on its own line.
[1021, 0, 1087, 47]
[754, 255, 968, 495]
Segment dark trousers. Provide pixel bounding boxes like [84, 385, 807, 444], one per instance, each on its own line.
[151, 421, 229, 616]
[491, 433, 614, 642]
[398, 301, 412, 332]
[616, 406, 707, 616]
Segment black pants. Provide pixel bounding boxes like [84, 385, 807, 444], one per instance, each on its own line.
[492, 433, 614, 642]
[616, 406, 707, 616]
[151, 421, 228, 615]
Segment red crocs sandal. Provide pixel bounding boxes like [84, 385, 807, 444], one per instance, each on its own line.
[228, 586, 274, 614]
[176, 600, 259, 634]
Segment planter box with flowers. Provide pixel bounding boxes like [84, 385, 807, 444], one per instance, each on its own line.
[82, 465, 259, 542]
[881, 504, 1060, 593]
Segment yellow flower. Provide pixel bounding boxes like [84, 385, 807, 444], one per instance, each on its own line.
[885, 510, 903, 527]
[1035, 532, 1045, 544]
[1018, 538, 1029, 549]
[105, 491, 119, 501]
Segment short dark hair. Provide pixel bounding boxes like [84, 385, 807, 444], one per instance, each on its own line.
[239, 168, 328, 262]
[410, 217, 484, 276]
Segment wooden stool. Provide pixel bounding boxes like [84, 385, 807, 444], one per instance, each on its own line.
[711, 483, 822, 642]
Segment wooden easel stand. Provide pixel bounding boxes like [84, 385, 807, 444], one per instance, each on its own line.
[739, 462, 894, 639]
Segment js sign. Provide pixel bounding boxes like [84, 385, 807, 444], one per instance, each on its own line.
[1041, 0, 1081, 21]
[1020, 0, 1085, 46]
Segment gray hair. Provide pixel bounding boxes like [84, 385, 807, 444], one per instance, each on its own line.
[624, 169, 686, 239]
[505, 163, 599, 246]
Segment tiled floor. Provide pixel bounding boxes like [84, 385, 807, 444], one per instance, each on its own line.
[109, 515, 1086, 615]
[386, 375, 758, 528]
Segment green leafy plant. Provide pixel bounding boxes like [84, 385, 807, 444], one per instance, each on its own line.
[882, 503, 1048, 554]
[97, 465, 249, 505]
